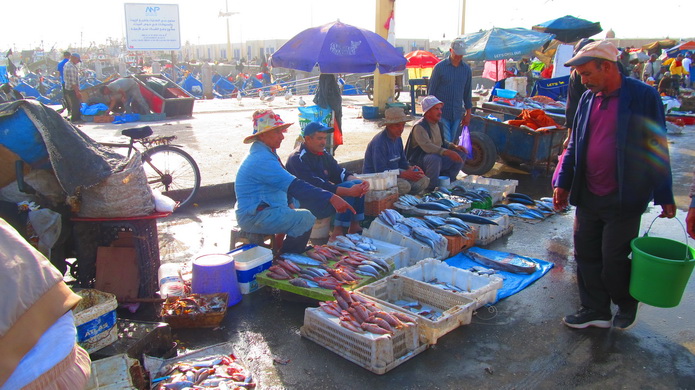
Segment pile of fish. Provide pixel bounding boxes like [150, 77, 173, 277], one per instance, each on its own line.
[393, 299, 444, 321]
[265, 246, 390, 288]
[161, 294, 227, 317]
[153, 353, 254, 389]
[425, 278, 469, 293]
[449, 185, 492, 204]
[449, 211, 500, 226]
[331, 234, 377, 253]
[421, 215, 473, 237]
[393, 192, 468, 212]
[377, 209, 447, 249]
[318, 286, 417, 336]
[492, 194, 555, 220]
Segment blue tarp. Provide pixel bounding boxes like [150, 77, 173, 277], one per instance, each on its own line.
[531, 75, 570, 101]
[181, 75, 203, 98]
[445, 247, 553, 303]
[0, 66, 7, 83]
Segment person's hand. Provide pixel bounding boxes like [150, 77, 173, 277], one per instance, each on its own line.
[452, 144, 468, 155]
[686, 207, 695, 239]
[400, 166, 425, 181]
[553, 187, 570, 211]
[461, 111, 472, 127]
[658, 204, 676, 219]
[346, 181, 369, 197]
[443, 149, 463, 163]
[329, 195, 356, 214]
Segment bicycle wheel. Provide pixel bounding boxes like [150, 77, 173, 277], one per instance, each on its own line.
[142, 145, 201, 209]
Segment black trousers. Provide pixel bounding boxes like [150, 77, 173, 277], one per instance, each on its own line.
[64, 89, 81, 121]
[573, 187, 641, 316]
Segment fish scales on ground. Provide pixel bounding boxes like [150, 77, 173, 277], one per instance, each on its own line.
[466, 250, 538, 274]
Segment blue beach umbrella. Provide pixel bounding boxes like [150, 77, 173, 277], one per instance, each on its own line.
[270, 20, 406, 74]
[532, 15, 602, 43]
[459, 27, 556, 62]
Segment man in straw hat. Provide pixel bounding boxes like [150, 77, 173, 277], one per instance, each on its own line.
[405, 96, 467, 191]
[363, 107, 429, 195]
[286, 121, 369, 237]
[235, 110, 355, 253]
[554, 40, 675, 330]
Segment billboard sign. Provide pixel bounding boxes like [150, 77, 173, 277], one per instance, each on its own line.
[124, 3, 181, 51]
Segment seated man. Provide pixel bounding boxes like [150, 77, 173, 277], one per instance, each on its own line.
[405, 96, 467, 190]
[235, 110, 354, 253]
[286, 122, 369, 237]
[363, 107, 429, 195]
[102, 77, 152, 115]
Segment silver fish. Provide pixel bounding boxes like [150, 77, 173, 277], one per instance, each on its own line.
[280, 253, 322, 266]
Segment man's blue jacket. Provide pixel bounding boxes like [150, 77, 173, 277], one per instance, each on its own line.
[556, 75, 674, 213]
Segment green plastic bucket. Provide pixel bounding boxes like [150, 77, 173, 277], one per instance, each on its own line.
[629, 219, 695, 308]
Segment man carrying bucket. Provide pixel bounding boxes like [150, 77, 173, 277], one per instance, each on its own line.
[553, 40, 676, 330]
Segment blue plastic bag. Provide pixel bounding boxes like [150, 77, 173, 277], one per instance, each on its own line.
[458, 125, 474, 159]
[81, 103, 109, 116]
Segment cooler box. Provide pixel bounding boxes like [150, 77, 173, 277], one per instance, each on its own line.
[74, 289, 118, 353]
[228, 245, 273, 294]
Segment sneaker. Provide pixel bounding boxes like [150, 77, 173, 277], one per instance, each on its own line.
[562, 307, 612, 329]
[613, 303, 641, 330]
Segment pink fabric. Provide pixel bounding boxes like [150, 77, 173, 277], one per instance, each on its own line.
[585, 92, 619, 196]
[482, 60, 506, 81]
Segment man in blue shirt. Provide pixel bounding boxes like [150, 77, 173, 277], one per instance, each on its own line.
[56, 51, 71, 114]
[286, 122, 369, 237]
[363, 107, 429, 195]
[427, 37, 473, 144]
[235, 110, 354, 253]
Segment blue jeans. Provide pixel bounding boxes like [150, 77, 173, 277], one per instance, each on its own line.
[423, 151, 466, 190]
[440, 117, 462, 144]
[333, 180, 365, 227]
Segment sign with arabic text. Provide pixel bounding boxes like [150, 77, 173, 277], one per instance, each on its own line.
[124, 3, 181, 50]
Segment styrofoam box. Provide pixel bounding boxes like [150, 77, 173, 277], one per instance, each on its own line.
[300, 299, 427, 374]
[329, 237, 408, 271]
[85, 354, 139, 390]
[394, 258, 503, 309]
[356, 170, 399, 191]
[365, 186, 398, 202]
[470, 213, 513, 245]
[74, 289, 119, 353]
[356, 275, 476, 345]
[364, 218, 449, 263]
[229, 245, 273, 294]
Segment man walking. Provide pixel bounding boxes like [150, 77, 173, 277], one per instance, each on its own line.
[554, 40, 675, 330]
[56, 51, 71, 114]
[63, 53, 82, 123]
[427, 37, 473, 144]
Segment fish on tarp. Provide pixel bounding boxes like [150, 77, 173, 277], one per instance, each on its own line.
[466, 250, 538, 274]
[450, 212, 498, 226]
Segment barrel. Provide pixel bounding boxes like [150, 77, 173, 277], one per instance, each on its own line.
[630, 236, 695, 308]
[192, 254, 242, 306]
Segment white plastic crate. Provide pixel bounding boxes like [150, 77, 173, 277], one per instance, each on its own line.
[457, 213, 513, 245]
[455, 176, 519, 204]
[393, 258, 503, 309]
[329, 237, 409, 271]
[363, 218, 449, 263]
[356, 275, 476, 345]
[300, 302, 426, 374]
[228, 245, 273, 294]
[356, 170, 399, 191]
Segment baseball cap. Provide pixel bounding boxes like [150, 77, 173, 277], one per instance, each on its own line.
[421, 95, 443, 113]
[71, 53, 81, 62]
[302, 121, 333, 137]
[564, 40, 619, 67]
[451, 38, 465, 56]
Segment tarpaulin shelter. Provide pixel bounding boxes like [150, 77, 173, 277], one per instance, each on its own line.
[532, 15, 602, 43]
[642, 39, 677, 55]
[666, 41, 695, 57]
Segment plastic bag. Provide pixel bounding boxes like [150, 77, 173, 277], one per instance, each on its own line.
[459, 125, 474, 159]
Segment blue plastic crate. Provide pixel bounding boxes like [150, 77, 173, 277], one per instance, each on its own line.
[362, 106, 380, 119]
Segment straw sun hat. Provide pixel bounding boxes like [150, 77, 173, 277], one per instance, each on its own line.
[380, 107, 414, 126]
[243, 109, 293, 144]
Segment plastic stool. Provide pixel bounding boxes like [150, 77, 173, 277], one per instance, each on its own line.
[229, 226, 276, 252]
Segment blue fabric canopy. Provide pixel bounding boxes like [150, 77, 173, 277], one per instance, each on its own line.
[532, 15, 602, 43]
[460, 28, 555, 61]
[270, 21, 406, 74]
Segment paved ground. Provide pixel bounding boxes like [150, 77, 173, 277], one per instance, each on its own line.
[80, 96, 695, 389]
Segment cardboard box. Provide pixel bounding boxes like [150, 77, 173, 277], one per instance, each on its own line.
[94, 115, 115, 123]
[95, 246, 140, 300]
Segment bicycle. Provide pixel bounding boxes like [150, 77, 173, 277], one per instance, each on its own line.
[100, 126, 201, 210]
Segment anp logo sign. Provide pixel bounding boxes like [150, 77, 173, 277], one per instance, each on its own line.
[145, 6, 160, 15]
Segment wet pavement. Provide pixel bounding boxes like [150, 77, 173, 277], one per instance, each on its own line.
[101, 98, 695, 389]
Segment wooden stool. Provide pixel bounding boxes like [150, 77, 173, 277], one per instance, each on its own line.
[229, 226, 276, 252]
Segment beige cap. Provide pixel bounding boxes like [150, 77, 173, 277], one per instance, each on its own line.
[564, 40, 619, 67]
